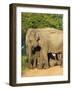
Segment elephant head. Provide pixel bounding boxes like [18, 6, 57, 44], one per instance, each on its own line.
[26, 29, 40, 48]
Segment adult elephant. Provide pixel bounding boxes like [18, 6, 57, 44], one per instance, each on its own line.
[26, 28, 63, 68]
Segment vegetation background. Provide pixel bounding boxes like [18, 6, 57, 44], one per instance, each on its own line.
[21, 13, 63, 71]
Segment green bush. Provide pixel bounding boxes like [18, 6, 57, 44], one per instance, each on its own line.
[21, 13, 63, 32]
[21, 55, 28, 71]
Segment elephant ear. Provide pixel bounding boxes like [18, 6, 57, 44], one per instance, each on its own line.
[35, 32, 40, 41]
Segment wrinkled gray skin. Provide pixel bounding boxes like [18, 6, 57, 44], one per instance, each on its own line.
[26, 28, 63, 68]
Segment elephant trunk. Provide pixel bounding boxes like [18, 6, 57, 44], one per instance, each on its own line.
[28, 46, 33, 68]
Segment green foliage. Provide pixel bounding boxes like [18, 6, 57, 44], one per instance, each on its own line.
[21, 13, 63, 32]
[21, 55, 28, 71]
[21, 13, 63, 71]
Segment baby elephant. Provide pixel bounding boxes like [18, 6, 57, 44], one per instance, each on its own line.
[31, 46, 48, 69]
[49, 52, 63, 67]
[31, 46, 41, 68]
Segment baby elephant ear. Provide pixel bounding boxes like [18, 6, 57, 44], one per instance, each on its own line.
[36, 32, 40, 41]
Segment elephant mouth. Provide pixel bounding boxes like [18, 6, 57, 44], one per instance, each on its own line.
[31, 45, 41, 54]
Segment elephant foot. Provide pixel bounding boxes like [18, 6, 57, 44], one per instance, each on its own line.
[43, 65, 49, 69]
[28, 64, 33, 69]
[37, 64, 42, 69]
[60, 62, 63, 68]
[37, 65, 42, 69]
[32, 65, 36, 69]
[37, 66, 42, 69]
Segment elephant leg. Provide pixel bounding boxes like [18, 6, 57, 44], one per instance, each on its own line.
[43, 54, 49, 69]
[43, 60, 48, 69]
[33, 60, 36, 68]
[37, 57, 42, 69]
[60, 60, 62, 66]
[58, 59, 63, 67]
[28, 57, 33, 69]
[57, 53, 63, 67]
[60, 56, 63, 67]
[28, 61, 32, 69]
[40, 49, 49, 69]
[28, 47, 33, 68]
[33, 58, 36, 68]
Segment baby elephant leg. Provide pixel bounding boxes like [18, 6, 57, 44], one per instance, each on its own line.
[32, 53, 38, 68]
[56, 53, 63, 67]
[32, 58, 36, 68]
[37, 57, 42, 69]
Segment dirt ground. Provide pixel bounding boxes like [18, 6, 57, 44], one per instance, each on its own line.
[21, 66, 63, 77]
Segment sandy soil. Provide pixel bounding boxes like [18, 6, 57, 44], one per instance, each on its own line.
[21, 66, 63, 77]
